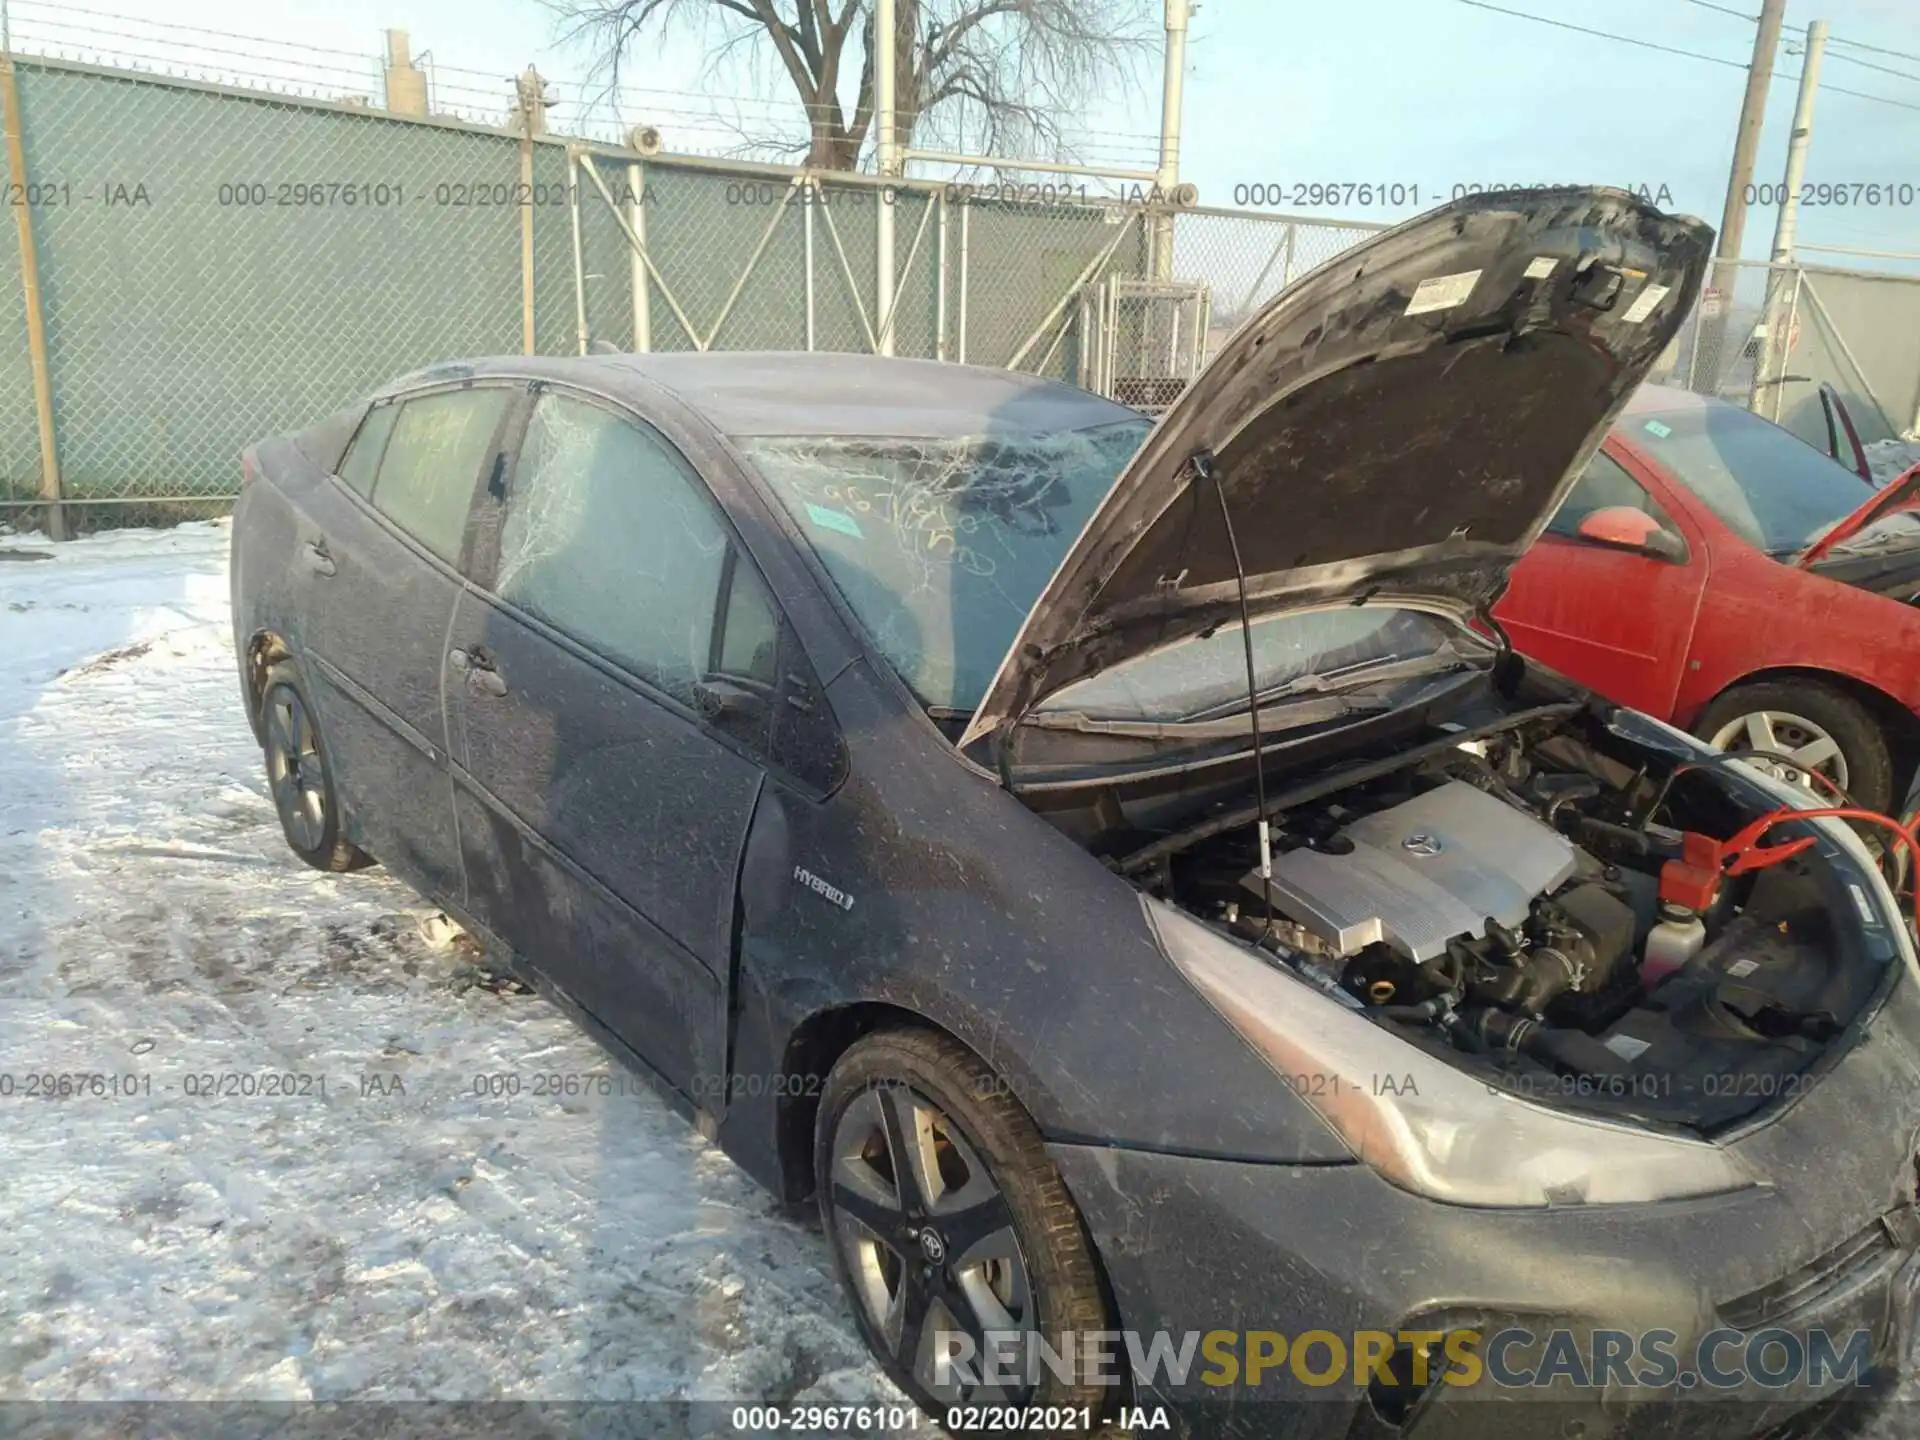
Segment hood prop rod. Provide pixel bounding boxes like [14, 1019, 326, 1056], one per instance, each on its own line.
[1195, 449, 1276, 941]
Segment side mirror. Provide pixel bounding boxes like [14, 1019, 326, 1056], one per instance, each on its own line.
[1575, 506, 1688, 563]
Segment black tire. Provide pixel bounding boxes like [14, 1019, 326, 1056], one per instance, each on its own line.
[1694, 679, 1893, 813]
[260, 661, 374, 873]
[815, 1028, 1114, 1433]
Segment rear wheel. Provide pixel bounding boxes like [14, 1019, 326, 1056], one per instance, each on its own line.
[1695, 680, 1893, 813]
[260, 661, 373, 873]
[815, 1029, 1112, 1433]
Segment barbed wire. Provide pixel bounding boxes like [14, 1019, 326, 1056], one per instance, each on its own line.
[1, 0, 1165, 169]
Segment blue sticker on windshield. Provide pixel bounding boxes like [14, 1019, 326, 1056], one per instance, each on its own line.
[805, 502, 864, 539]
[1643, 419, 1673, 439]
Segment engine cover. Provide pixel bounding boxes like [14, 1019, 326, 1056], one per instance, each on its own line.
[1247, 780, 1580, 961]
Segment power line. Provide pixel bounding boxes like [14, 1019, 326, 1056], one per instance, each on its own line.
[1669, 0, 1920, 79]
[1451, 0, 1920, 113]
[1828, 34, 1920, 67]
[1818, 81, 1920, 113]
[1675, 0, 1757, 21]
[8, 0, 379, 62]
[1452, 0, 1749, 68]
[1823, 49, 1920, 86]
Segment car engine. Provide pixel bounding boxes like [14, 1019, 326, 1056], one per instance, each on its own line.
[1119, 708, 1890, 1129]
[1249, 779, 1641, 1031]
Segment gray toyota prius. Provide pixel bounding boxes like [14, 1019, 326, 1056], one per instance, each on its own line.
[231, 188, 1920, 1438]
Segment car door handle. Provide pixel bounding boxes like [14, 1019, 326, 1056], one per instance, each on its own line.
[302, 538, 336, 577]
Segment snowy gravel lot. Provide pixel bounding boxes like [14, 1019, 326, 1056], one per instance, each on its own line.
[1, 520, 1916, 1439]
[0, 522, 897, 1427]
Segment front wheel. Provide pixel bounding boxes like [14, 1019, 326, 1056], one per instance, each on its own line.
[1694, 680, 1894, 813]
[815, 1029, 1113, 1432]
[260, 661, 373, 873]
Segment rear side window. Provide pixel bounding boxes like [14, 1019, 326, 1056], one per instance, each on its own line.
[337, 404, 396, 498]
[371, 389, 509, 562]
[495, 393, 731, 704]
[716, 556, 779, 686]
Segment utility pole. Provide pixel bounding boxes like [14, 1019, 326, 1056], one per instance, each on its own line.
[1754, 19, 1827, 419]
[874, 0, 899, 356]
[1768, 20, 1827, 267]
[1152, 0, 1191, 283]
[1702, 0, 1785, 389]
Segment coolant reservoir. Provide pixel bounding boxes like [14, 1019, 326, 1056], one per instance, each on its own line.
[1641, 903, 1707, 985]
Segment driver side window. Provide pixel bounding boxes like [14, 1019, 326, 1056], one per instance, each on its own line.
[1548, 450, 1676, 539]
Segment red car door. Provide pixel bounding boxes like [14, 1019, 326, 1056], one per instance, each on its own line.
[1495, 445, 1708, 718]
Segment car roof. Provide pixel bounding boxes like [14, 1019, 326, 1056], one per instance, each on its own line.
[384, 351, 1143, 440]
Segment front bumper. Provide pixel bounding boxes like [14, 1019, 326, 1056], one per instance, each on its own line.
[1053, 1143, 1918, 1439]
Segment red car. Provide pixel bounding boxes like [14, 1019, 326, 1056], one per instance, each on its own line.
[1497, 384, 1920, 811]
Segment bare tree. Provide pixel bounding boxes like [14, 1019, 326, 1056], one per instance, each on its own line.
[551, 0, 1157, 170]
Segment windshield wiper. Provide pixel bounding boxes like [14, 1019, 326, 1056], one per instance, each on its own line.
[1175, 652, 1474, 724]
[1016, 691, 1395, 740]
[1019, 658, 1478, 741]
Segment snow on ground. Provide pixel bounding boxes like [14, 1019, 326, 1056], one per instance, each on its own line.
[0, 522, 896, 1424]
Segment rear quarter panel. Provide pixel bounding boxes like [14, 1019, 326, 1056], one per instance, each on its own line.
[230, 436, 326, 721]
[1672, 536, 1920, 725]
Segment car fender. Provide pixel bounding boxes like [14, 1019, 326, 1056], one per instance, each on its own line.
[715, 666, 1359, 1204]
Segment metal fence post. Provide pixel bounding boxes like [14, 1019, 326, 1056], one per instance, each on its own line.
[517, 70, 539, 354]
[567, 146, 588, 356]
[1, 55, 64, 540]
[874, 0, 898, 356]
[804, 178, 816, 352]
[957, 196, 970, 364]
[935, 189, 948, 362]
[627, 159, 649, 351]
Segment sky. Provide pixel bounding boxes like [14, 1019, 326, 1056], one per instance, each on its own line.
[9, 0, 1919, 267]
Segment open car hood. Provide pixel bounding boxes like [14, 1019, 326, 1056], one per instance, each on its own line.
[1797, 464, 1920, 568]
[958, 188, 1712, 754]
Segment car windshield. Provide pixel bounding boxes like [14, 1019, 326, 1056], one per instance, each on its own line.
[1626, 402, 1874, 556]
[737, 420, 1151, 712]
[1033, 607, 1474, 725]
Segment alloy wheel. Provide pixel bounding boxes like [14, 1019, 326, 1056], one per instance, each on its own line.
[826, 1082, 1036, 1405]
[1707, 708, 1849, 796]
[265, 687, 328, 852]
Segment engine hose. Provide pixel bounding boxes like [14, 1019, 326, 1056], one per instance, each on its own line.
[1470, 1008, 1635, 1077]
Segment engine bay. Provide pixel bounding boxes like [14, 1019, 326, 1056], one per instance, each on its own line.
[1076, 698, 1897, 1133]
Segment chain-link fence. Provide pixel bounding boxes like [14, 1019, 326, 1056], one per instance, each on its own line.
[1656, 257, 1920, 451]
[5, 52, 1917, 537]
[0, 54, 1391, 532]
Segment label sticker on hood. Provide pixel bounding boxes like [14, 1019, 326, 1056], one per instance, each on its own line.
[1643, 419, 1673, 439]
[1404, 269, 1482, 316]
[1523, 256, 1558, 280]
[1620, 283, 1671, 324]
